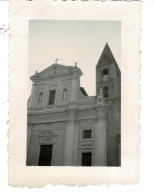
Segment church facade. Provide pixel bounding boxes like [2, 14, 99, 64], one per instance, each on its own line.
[26, 43, 121, 166]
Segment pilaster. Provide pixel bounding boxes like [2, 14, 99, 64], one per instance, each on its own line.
[73, 120, 79, 166]
[63, 110, 77, 166]
[63, 120, 75, 166]
[95, 106, 108, 166]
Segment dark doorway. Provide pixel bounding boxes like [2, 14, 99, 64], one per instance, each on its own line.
[82, 152, 92, 166]
[38, 145, 53, 166]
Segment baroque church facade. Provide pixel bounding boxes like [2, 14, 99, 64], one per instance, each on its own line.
[27, 43, 121, 166]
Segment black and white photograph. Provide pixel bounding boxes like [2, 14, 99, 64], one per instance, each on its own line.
[8, 1, 141, 185]
[26, 20, 121, 166]
[1, 0, 154, 194]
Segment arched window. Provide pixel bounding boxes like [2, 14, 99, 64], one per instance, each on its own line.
[103, 86, 109, 98]
[38, 92, 43, 104]
[62, 88, 68, 101]
[102, 69, 109, 81]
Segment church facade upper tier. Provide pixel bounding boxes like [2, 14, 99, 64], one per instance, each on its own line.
[28, 63, 105, 113]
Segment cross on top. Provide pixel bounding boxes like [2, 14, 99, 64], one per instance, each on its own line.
[55, 58, 59, 64]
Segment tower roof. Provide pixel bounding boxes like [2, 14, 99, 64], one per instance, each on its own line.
[96, 43, 119, 68]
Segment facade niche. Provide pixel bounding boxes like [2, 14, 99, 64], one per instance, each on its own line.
[62, 88, 68, 101]
[38, 92, 43, 104]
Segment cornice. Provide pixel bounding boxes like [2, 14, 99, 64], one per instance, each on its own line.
[28, 102, 108, 116]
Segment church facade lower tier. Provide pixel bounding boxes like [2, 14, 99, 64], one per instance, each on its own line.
[27, 44, 121, 166]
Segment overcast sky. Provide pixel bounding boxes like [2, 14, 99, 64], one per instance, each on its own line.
[29, 20, 121, 95]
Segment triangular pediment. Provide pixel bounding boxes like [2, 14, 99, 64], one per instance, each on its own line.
[31, 63, 82, 80]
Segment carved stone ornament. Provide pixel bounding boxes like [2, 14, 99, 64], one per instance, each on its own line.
[80, 144, 93, 149]
[79, 144, 95, 153]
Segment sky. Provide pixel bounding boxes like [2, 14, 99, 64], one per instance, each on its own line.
[29, 20, 121, 95]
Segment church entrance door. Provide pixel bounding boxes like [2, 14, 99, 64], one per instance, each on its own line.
[38, 145, 53, 166]
[82, 152, 92, 166]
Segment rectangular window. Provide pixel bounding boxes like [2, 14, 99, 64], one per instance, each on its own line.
[83, 130, 92, 139]
[48, 90, 56, 105]
[38, 145, 53, 166]
[82, 152, 92, 166]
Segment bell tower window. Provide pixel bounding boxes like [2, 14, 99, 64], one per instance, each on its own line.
[103, 86, 109, 98]
[102, 69, 109, 81]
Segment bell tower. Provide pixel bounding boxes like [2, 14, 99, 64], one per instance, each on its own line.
[96, 43, 121, 166]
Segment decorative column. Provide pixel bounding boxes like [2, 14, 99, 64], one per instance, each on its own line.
[96, 106, 108, 166]
[63, 110, 76, 166]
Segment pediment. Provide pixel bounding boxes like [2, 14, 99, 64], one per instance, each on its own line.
[31, 64, 79, 80]
[40, 64, 72, 77]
